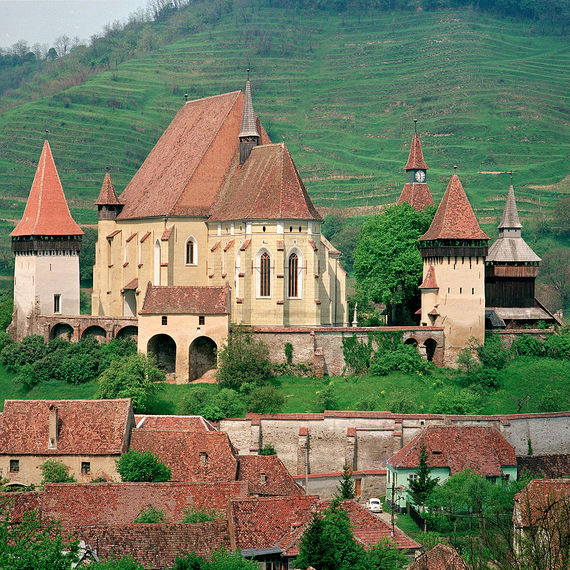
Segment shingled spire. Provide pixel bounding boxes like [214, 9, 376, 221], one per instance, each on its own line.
[239, 77, 260, 164]
[397, 129, 434, 211]
[498, 184, 522, 232]
[11, 140, 83, 238]
[96, 171, 122, 220]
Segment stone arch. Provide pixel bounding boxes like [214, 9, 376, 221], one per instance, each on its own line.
[49, 322, 73, 340]
[147, 334, 176, 374]
[404, 337, 418, 347]
[81, 325, 107, 342]
[188, 336, 217, 381]
[424, 338, 438, 362]
[115, 325, 138, 340]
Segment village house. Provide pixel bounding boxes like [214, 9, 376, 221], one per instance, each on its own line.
[386, 426, 518, 508]
[408, 543, 468, 570]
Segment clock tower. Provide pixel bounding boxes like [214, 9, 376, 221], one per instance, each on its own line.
[397, 121, 434, 211]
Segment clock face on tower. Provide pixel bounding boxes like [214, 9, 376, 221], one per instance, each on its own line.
[415, 170, 426, 183]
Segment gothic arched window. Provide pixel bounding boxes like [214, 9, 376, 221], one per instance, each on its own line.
[260, 251, 271, 297]
[288, 253, 299, 298]
[185, 236, 197, 265]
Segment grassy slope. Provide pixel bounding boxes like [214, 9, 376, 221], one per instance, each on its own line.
[1, 356, 567, 415]
[0, 4, 568, 233]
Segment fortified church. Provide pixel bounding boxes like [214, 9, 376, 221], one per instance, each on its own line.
[9, 81, 560, 376]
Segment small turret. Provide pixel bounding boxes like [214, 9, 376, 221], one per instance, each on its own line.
[239, 77, 260, 164]
[95, 170, 122, 220]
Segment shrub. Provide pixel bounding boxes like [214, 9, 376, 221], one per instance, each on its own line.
[115, 450, 171, 482]
[182, 505, 224, 523]
[315, 384, 339, 412]
[1, 334, 47, 372]
[40, 459, 76, 484]
[342, 334, 372, 375]
[538, 390, 562, 413]
[511, 334, 545, 357]
[471, 367, 503, 390]
[89, 557, 146, 569]
[247, 385, 285, 414]
[477, 333, 511, 369]
[284, 342, 293, 364]
[181, 387, 212, 415]
[259, 443, 277, 456]
[385, 390, 417, 413]
[96, 353, 164, 413]
[217, 328, 272, 389]
[544, 329, 570, 360]
[132, 505, 166, 523]
[195, 388, 246, 421]
[370, 345, 429, 376]
[172, 550, 258, 569]
[430, 387, 482, 415]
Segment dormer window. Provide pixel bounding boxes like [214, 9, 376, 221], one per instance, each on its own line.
[200, 452, 208, 467]
[260, 472, 268, 484]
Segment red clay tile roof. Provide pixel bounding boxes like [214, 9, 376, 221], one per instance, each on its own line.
[130, 429, 238, 483]
[123, 278, 138, 291]
[387, 426, 516, 477]
[95, 172, 120, 206]
[514, 478, 570, 528]
[410, 543, 468, 569]
[237, 455, 304, 497]
[11, 141, 83, 237]
[420, 175, 489, 241]
[405, 135, 428, 170]
[397, 183, 434, 211]
[517, 454, 570, 479]
[161, 226, 174, 241]
[240, 239, 251, 251]
[41, 481, 247, 526]
[139, 285, 228, 315]
[210, 143, 322, 222]
[0, 399, 133, 455]
[134, 414, 215, 431]
[420, 265, 438, 289]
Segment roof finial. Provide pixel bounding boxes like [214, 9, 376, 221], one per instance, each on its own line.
[413, 118, 418, 135]
[184, 93, 188, 102]
[105, 165, 110, 173]
[45, 129, 49, 140]
[453, 165, 458, 174]
[509, 170, 513, 183]
[247, 67, 250, 82]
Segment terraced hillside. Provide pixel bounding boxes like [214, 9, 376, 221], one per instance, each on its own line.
[0, 4, 568, 263]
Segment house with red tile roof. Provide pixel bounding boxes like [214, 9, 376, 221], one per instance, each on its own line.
[9, 140, 83, 340]
[386, 426, 517, 507]
[87, 79, 347, 382]
[409, 543, 467, 569]
[0, 399, 134, 486]
[513, 479, 570, 569]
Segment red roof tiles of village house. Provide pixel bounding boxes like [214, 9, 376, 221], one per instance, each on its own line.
[409, 543, 468, 570]
[0, 399, 133, 456]
[420, 174, 489, 241]
[210, 143, 322, 222]
[397, 183, 435, 211]
[133, 414, 215, 431]
[516, 454, 570, 479]
[387, 426, 516, 477]
[420, 265, 438, 289]
[95, 172, 120, 206]
[139, 285, 228, 314]
[405, 134, 428, 170]
[514, 478, 570, 528]
[11, 141, 83, 237]
[130, 429, 238, 483]
[237, 455, 304, 497]
[41, 482, 247, 527]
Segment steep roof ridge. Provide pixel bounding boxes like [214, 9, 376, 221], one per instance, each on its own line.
[95, 172, 120, 205]
[172, 91, 242, 214]
[239, 79, 259, 139]
[405, 134, 428, 170]
[498, 184, 522, 230]
[11, 140, 83, 237]
[242, 144, 277, 219]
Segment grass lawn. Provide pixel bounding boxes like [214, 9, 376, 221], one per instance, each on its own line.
[1, 356, 568, 416]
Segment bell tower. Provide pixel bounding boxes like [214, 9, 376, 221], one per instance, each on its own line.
[238, 73, 260, 164]
[10, 140, 83, 339]
[418, 172, 488, 365]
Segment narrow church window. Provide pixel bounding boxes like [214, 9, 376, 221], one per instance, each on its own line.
[185, 237, 197, 265]
[200, 452, 208, 467]
[199, 316, 205, 326]
[263, 226, 266, 232]
[81, 462, 91, 474]
[288, 253, 299, 297]
[10, 460, 19, 472]
[459, 288, 462, 294]
[289, 226, 293, 232]
[472, 288, 475, 295]
[298, 226, 302, 232]
[54, 294, 61, 313]
[260, 252, 271, 297]
[162, 316, 168, 325]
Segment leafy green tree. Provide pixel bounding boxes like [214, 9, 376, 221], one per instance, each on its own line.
[408, 444, 438, 509]
[247, 385, 285, 414]
[544, 328, 570, 360]
[296, 501, 367, 570]
[216, 328, 272, 389]
[335, 464, 356, 500]
[96, 353, 164, 413]
[430, 387, 482, 415]
[354, 203, 435, 324]
[40, 459, 76, 484]
[511, 334, 545, 357]
[476, 333, 511, 369]
[365, 538, 407, 569]
[132, 505, 166, 523]
[172, 549, 258, 569]
[0, 294, 13, 331]
[115, 450, 171, 482]
[315, 384, 339, 412]
[89, 557, 146, 570]
[0, 334, 46, 372]
[0, 509, 78, 569]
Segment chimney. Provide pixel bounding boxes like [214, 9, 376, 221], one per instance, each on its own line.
[48, 404, 58, 449]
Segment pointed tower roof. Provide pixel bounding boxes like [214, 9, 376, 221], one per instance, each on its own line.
[419, 265, 438, 289]
[420, 174, 488, 241]
[498, 184, 522, 229]
[405, 134, 428, 170]
[11, 140, 83, 237]
[95, 172, 120, 206]
[239, 79, 259, 139]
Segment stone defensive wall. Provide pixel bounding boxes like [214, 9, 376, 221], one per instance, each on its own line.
[253, 326, 446, 374]
[220, 411, 570, 482]
[34, 314, 138, 342]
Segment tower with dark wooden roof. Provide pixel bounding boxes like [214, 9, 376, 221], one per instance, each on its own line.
[10, 140, 83, 339]
[397, 128, 434, 211]
[485, 182, 558, 328]
[418, 173, 488, 364]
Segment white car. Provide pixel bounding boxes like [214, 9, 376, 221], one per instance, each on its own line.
[366, 498, 383, 513]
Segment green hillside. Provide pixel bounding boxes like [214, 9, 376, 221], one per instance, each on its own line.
[0, 3, 568, 262]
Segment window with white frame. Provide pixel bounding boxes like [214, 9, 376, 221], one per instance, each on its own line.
[287, 249, 303, 298]
[154, 239, 161, 285]
[256, 249, 271, 298]
[185, 236, 197, 265]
